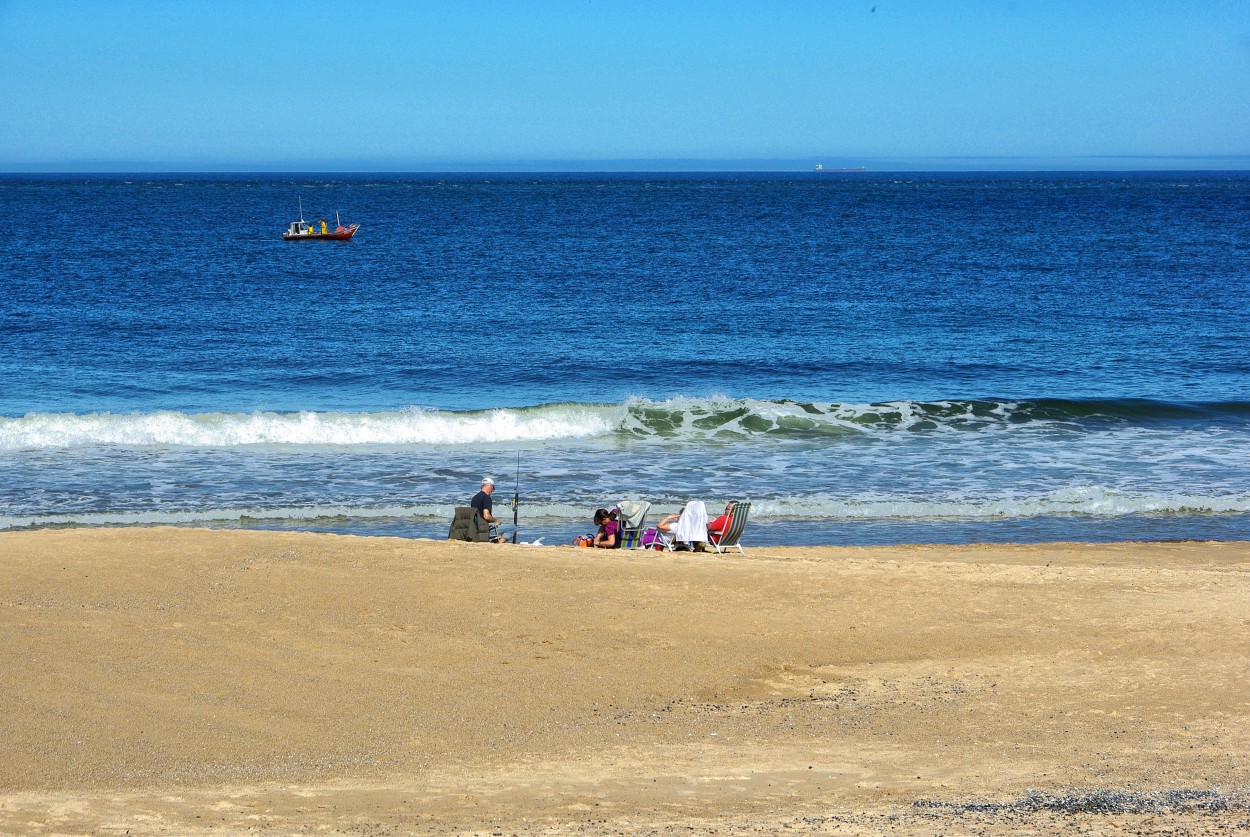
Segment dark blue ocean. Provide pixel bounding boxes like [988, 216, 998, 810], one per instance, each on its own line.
[2, 172, 1248, 546]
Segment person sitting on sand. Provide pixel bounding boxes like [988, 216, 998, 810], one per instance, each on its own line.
[592, 508, 621, 548]
[471, 476, 513, 543]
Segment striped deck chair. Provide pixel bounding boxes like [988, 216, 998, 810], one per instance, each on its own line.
[707, 501, 750, 554]
[616, 500, 652, 550]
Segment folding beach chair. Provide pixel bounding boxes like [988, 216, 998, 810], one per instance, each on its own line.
[448, 507, 491, 542]
[643, 510, 679, 551]
[615, 500, 651, 550]
[707, 501, 751, 555]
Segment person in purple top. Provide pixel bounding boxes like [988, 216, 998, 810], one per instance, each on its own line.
[592, 508, 620, 548]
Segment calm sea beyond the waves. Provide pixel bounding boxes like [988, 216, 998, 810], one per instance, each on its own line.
[1, 172, 1247, 546]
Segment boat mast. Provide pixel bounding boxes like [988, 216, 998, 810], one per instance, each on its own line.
[298, 196, 305, 223]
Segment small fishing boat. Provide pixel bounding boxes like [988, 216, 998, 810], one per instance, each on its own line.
[283, 200, 359, 241]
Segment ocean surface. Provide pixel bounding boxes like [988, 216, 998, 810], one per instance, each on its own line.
[1, 172, 1248, 547]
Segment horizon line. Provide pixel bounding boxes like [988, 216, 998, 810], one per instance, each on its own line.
[3, 154, 1249, 175]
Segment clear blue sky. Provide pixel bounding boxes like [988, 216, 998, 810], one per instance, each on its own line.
[2, 0, 1248, 171]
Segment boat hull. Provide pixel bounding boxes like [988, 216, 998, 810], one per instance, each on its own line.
[283, 224, 359, 241]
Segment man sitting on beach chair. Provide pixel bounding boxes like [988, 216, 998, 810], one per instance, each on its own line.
[707, 500, 750, 554]
[471, 476, 514, 543]
[707, 501, 736, 544]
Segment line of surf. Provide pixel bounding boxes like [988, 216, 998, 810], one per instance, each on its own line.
[2, 397, 1246, 450]
[0, 404, 623, 450]
[4, 489, 1247, 532]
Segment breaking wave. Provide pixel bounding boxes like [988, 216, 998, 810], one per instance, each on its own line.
[621, 396, 1250, 438]
[2, 397, 1246, 450]
[0, 403, 622, 450]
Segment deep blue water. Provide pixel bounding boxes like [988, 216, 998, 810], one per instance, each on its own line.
[1, 172, 1248, 546]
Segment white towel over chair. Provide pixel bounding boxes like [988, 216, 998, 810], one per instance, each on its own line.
[673, 500, 708, 544]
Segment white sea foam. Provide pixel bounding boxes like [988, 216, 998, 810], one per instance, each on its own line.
[0, 504, 442, 531]
[750, 488, 1250, 520]
[1, 396, 1238, 450]
[0, 404, 623, 450]
[4, 490, 1247, 532]
[621, 395, 1096, 439]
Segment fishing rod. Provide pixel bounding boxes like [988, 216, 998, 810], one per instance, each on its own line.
[511, 452, 520, 544]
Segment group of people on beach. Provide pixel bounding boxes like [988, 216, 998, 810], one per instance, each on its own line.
[576, 502, 735, 550]
[457, 475, 737, 549]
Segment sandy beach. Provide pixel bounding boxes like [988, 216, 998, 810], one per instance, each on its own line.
[1, 528, 1247, 835]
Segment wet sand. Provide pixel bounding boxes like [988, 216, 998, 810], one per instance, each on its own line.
[2, 528, 1248, 835]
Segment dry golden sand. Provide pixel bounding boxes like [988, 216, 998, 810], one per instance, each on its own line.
[1, 528, 1248, 836]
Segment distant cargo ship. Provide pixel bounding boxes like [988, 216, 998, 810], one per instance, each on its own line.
[815, 164, 867, 172]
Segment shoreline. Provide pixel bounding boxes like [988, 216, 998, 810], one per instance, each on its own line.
[3, 528, 1247, 835]
[7, 513, 1250, 550]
